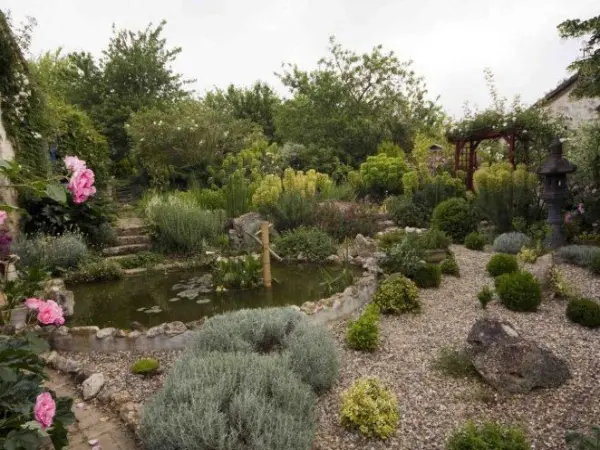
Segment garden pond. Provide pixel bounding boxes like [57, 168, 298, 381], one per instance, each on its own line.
[69, 263, 357, 328]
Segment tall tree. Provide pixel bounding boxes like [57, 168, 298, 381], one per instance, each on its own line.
[275, 37, 442, 164]
[558, 14, 600, 99]
[204, 82, 280, 140]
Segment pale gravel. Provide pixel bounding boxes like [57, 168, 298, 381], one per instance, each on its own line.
[64, 245, 600, 450]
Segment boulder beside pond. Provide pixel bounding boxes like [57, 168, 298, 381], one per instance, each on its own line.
[467, 318, 570, 394]
[43, 279, 75, 317]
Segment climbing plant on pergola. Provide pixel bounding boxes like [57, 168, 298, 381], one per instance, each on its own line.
[446, 107, 565, 190]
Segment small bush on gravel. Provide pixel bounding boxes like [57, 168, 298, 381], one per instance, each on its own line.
[340, 377, 399, 439]
[464, 232, 486, 251]
[550, 267, 579, 299]
[431, 198, 477, 242]
[131, 358, 160, 375]
[65, 259, 124, 283]
[412, 263, 442, 288]
[493, 232, 532, 255]
[346, 303, 380, 351]
[566, 298, 600, 328]
[486, 254, 519, 277]
[565, 426, 600, 449]
[557, 245, 600, 268]
[140, 353, 316, 450]
[446, 421, 531, 450]
[477, 285, 494, 309]
[187, 307, 339, 393]
[275, 226, 337, 262]
[495, 271, 542, 312]
[421, 228, 451, 250]
[373, 274, 420, 315]
[433, 347, 478, 379]
[441, 254, 460, 277]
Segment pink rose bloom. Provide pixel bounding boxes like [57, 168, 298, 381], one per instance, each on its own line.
[64, 156, 86, 173]
[37, 300, 65, 326]
[0, 210, 7, 225]
[24, 297, 44, 310]
[578, 203, 585, 214]
[34, 392, 56, 429]
[67, 168, 96, 204]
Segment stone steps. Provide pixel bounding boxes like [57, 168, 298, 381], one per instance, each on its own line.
[116, 234, 150, 246]
[115, 226, 146, 237]
[102, 243, 151, 257]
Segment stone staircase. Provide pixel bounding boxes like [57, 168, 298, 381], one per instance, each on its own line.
[102, 219, 152, 257]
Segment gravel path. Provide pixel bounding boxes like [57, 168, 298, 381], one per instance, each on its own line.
[313, 245, 600, 450]
[65, 245, 600, 449]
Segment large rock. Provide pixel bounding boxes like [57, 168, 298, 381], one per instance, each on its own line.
[231, 212, 278, 248]
[467, 318, 570, 393]
[343, 234, 378, 259]
[82, 373, 105, 400]
[524, 253, 553, 290]
[43, 279, 75, 317]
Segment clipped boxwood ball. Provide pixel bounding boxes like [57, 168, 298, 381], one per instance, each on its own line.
[486, 253, 519, 277]
[566, 298, 600, 328]
[373, 274, 420, 314]
[495, 271, 542, 312]
[412, 263, 442, 288]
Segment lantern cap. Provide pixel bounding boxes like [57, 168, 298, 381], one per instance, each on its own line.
[537, 136, 577, 176]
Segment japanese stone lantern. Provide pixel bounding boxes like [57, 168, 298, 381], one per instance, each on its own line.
[537, 136, 577, 248]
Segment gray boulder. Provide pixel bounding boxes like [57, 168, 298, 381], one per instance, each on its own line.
[523, 253, 553, 290]
[467, 318, 570, 393]
[43, 279, 75, 317]
[232, 212, 278, 248]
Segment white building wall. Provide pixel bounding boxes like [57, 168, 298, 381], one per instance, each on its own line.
[543, 84, 600, 128]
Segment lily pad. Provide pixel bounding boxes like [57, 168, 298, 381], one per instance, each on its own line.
[168, 297, 180, 303]
[196, 298, 211, 304]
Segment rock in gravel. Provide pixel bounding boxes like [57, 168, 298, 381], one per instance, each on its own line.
[82, 373, 105, 400]
[467, 318, 570, 393]
[524, 253, 553, 290]
[164, 321, 187, 336]
[110, 390, 133, 406]
[96, 328, 116, 339]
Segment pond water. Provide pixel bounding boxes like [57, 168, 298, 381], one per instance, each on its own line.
[69, 264, 355, 329]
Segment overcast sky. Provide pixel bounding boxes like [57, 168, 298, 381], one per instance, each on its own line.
[4, 0, 598, 117]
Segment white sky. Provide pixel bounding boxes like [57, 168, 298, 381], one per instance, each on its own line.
[4, 0, 599, 117]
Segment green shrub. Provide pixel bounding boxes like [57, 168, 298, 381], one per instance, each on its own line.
[550, 267, 579, 299]
[275, 227, 337, 262]
[315, 202, 378, 242]
[557, 245, 600, 268]
[464, 232, 486, 251]
[186, 308, 339, 393]
[260, 191, 317, 231]
[486, 254, 519, 277]
[495, 271, 542, 312]
[115, 252, 164, 269]
[12, 232, 89, 271]
[440, 255, 460, 277]
[493, 232, 532, 255]
[185, 186, 226, 210]
[373, 274, 420, 315]
[381, 233, 424, 277]
[359, 153, 408, 199]
[518, 246, 539, 263]
[574, 232, 600, 247]
[346, 303, 380, 351]
[446, 421, 531, 450]
[88, 222, 118, 249]
[340, 377, 399, 439]
[566, 426, 600, 450]
[376, 229, 406, 251]
[223, 169, 252, 218]
[590, 253, 600, 275]
[385, 196, 429, 228]
[477, 285, 494, 309]
[131, 358, 160, 375]
[433, 347, 477, 379]
[431, 198, 476, 242]
[421, 228, 451, 250]
[566, 298, 600, 328]
[213, 255, 262, 289]
[140, 353, 316, 450]
[144, 195, 225, 254]
[412, 263, 442, 288]
[65, 259, 124, 283]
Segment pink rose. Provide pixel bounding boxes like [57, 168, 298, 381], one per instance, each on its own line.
[64, 156, 86, 173]
[0, 211, 7, 225]
[37, 300, 65, 326]
[67, 168, 96, 204]
[24, 297, 44, 310]
[34, 392, 56, 429]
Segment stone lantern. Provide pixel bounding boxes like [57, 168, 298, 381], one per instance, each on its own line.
[537, 136, 577, 249]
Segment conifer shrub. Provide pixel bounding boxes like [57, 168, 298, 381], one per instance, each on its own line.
[495, 271, 542, 312]
[486, 254, 519, 277]
[566, 298, 600, 328]
[372, 274, 420, 315]
[440, 254, 460, 277]
[412, 263, 442, 288]
[477, 285, 494, 309]
[464, 232, 486, 251]
[431, 198, 477, 242]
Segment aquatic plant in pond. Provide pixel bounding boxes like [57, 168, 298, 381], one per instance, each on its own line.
[213, 255, 263, 290]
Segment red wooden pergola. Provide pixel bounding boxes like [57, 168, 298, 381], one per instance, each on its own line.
[450, 129, 521, 190]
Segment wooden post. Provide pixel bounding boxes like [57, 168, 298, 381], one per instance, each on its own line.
[261, 221, 272, 288]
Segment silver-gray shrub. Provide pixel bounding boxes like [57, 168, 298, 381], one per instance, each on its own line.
[12, 232, 89, 269]
[557, 245, 600, 268]
[492, 232, 532, 254]
[186, 307, 339, 393]
[140, 352, 316, 450]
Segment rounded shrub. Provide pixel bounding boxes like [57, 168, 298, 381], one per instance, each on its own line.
[493, 232, 532, 255]
[486, 253, 519, 277]
[495, 271, 542, 312]
[345, 303, 380, 351]
[566, 298, 600, 328]
[373, 274, 420, 315]
[412, 263, 442, 288]
[431, 198, 476, 242]
[274, 226, 337, 262]
[464, 232, 485, 251]
[446, 421, 531, 450]
[340, 377, 399, 439]
[131, 358, 160, 375]
[140, 353, 316, 450]
[440, 255, 460, 277]
[186, 307, 339, 393]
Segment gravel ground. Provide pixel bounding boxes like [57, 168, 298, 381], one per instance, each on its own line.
[65, 245, 600, 449]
